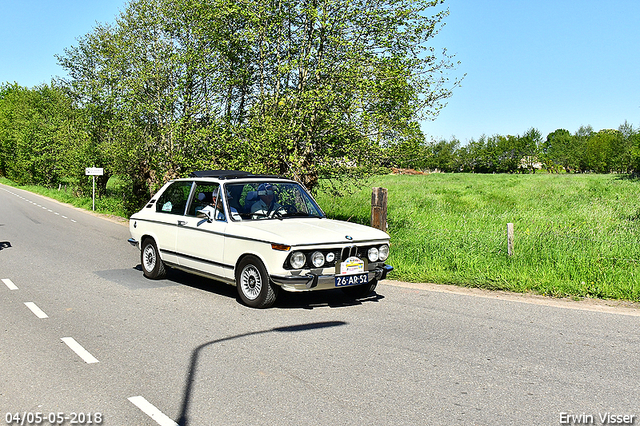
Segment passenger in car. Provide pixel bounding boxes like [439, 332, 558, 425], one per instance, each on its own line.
[199, 192, 226, 221]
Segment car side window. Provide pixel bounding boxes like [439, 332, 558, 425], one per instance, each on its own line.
[187, 183, 222, 218]
[156, 181, 193, 215]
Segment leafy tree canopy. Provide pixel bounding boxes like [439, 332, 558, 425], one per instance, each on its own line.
[56, 0, 460, 192]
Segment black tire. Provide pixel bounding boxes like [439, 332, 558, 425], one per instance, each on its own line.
[141, 238, 167, 279]
[341, 279, 377, 299]
[236, 256, 278, 308]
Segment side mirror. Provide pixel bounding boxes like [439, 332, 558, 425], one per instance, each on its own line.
[197, 208, 214, 222]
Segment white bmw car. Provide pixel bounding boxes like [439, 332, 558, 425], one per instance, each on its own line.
[128, 170, 392, 308]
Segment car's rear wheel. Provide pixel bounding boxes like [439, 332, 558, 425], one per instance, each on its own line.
[341, 279, 377, 299]
[236, 256, 278, 308]
[141, 238, 166, 279]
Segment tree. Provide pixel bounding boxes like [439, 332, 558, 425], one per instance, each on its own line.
[0, 83, 89, 188]
[543, 128, 582, 172]
[57, 0, 461, 193]
[494, 134, 519, 173]
[427, 137, 460, 172]
[459, 136, 494, 173]
[620, 122, 640, 174]
[612, 122, 635, 173]
[517, 128, 542, 172]
[381, 123, 433, 170]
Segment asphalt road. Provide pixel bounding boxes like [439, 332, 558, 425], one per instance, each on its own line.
[1, 183, 639, 426]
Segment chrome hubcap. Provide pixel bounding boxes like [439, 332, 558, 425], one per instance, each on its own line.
[143, 245, 156, 272]
[240, 265, 262, 300]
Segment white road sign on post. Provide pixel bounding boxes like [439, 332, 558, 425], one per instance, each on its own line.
[85, 167, 104, 176]
[85, 168, 104, 211]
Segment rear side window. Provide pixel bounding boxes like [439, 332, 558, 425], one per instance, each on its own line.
[187, 183, 221, 217]
[156, 181, 193, 215]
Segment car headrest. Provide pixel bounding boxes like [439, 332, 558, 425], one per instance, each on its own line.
[198, 192, 213, 203]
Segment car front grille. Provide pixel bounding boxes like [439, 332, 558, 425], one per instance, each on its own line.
[340, 245, 358, 261]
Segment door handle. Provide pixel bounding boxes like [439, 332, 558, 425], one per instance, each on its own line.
[177, 220, 187, 226]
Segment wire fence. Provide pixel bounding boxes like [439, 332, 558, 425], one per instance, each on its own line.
[390, 221, 640, 264]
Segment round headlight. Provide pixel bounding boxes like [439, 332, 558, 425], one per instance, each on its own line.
[311, 251, 325, 268]
[326, 252, 336, 263]
[378, 244, 389, 261]
[368, 247, 379, 262]
[290, 251, 306, 269]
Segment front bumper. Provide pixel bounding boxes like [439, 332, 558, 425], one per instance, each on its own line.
[128, 238, 139, 248]
[271, 264, 393, 292]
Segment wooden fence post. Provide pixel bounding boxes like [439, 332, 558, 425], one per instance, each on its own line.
[507, 223, 514, 256]
[371, 187, 388, 232]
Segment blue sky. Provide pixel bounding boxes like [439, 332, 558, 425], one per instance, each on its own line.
[426, 0, 640, 142]
[1, 0, 639, 144]
[0, 1, 123, 84]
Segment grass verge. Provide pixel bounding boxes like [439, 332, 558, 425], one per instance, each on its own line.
[0, 177, 129, 218]
[316, 173, 640, 302]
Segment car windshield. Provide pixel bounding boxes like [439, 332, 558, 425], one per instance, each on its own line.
[224, 181, 325, 221]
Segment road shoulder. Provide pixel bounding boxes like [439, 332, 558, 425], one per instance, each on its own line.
[382, 279, 640, 316]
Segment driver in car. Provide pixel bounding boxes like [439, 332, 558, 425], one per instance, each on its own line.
[251, 183, 287, 218]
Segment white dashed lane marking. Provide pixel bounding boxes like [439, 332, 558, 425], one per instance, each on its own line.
[24, 302, 49, 319]
[2, 193, 162, 418]
[61, 337, 99, 364]
[0, 187, 77, 223]
[128, 396, 179, 426]
[2, 278, 18, 290]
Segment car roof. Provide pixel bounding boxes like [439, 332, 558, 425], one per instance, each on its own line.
[176, 170, 297, 185]
[188, 170, 281, 180]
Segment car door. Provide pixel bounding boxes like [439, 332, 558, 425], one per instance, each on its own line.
[152, 180, 195, 265]
[176, 183, 229, 280]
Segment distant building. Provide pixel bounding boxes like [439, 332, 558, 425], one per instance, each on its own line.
[520, 156, 543, 170]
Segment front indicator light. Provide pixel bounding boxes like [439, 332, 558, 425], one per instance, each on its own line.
[271, 243, 291, 251]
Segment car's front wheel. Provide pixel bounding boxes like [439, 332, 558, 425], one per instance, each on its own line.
[236, 256, 278, 308]
[141, 238, 166, 279]
[341, 279, 377, 299]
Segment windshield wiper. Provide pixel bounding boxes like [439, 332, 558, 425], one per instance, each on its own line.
[283, 212, 323, 218]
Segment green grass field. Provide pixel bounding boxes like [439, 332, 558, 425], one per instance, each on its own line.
[316, 173, 640, 302]
[4, 173, 640, 302]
